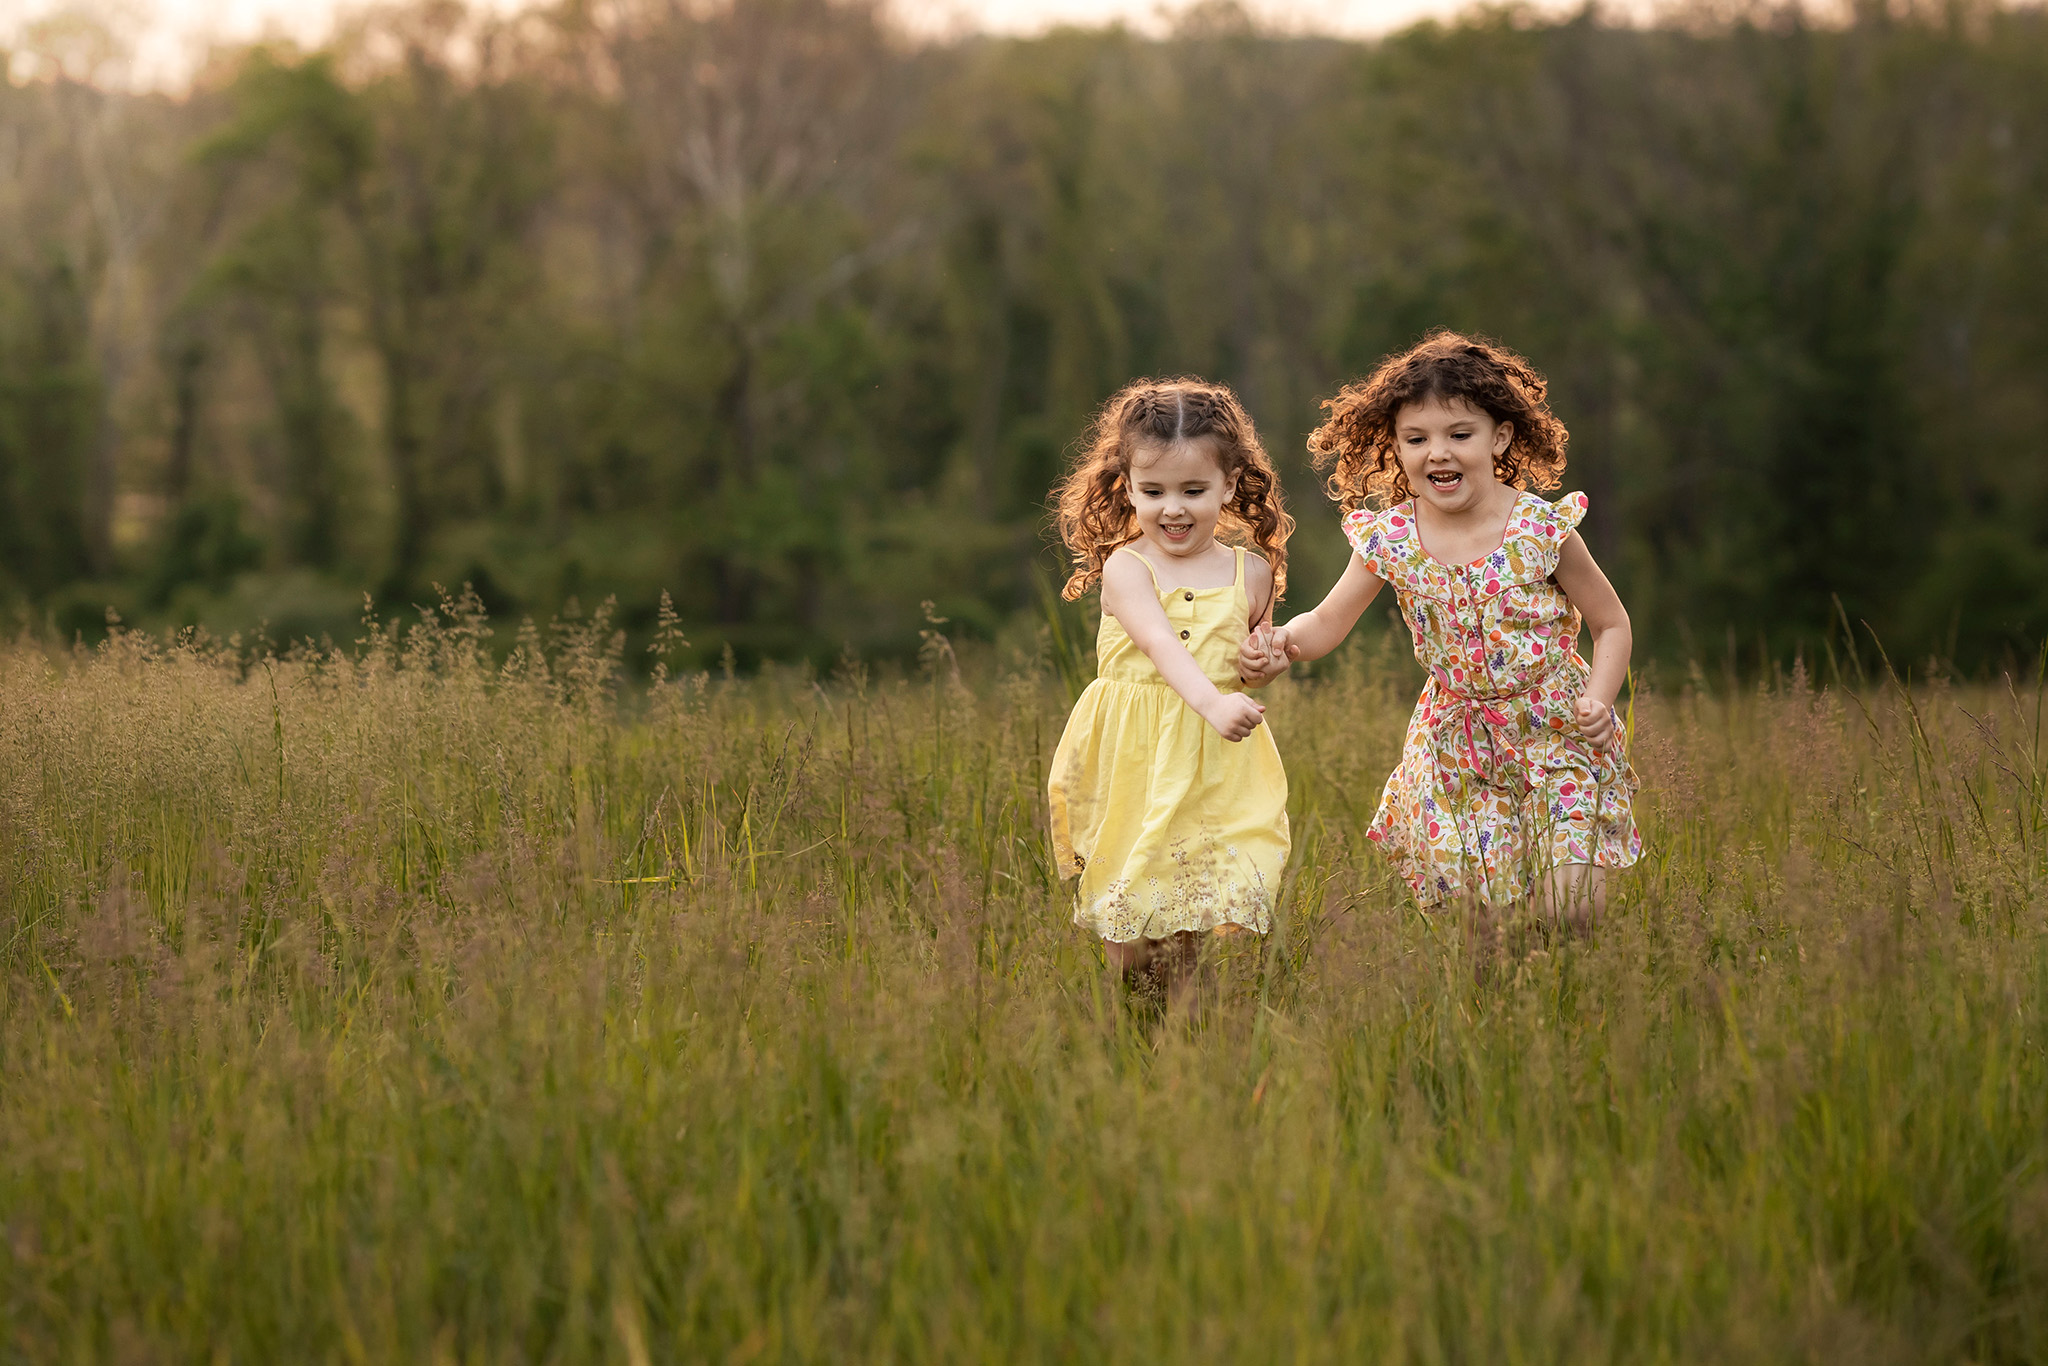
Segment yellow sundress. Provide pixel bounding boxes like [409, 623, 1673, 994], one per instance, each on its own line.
[1047, 545, 1291, 942]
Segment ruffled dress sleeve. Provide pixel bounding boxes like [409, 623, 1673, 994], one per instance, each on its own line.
[1342, 505, 1417, 582]
[1506, 491, 1588, 581]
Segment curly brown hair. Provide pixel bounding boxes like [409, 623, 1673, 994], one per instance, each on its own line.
[1053, 377, 1294, 607]
[1308, 330, 1569, 514]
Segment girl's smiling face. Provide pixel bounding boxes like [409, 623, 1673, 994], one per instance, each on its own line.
[1128, 438, 1236, 558]
[1395, 395, 1514, 513]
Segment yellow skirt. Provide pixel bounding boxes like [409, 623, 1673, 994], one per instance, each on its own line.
[1048, 678, 1290, 942]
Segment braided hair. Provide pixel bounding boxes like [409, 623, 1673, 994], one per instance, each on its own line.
[1052, 377, 1294, 605]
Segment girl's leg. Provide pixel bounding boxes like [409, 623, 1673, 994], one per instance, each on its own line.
[1104, 936, 1154, 988]
[1457, 898, 1504, 979]
[1108, 931, 1227, 1017]
[1539, 863, 1607, 934]
[1158, 931, 1204, 1020]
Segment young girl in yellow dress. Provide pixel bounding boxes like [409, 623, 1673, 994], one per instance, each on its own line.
[1240, 332, 1640, 927]
[1047, 378, 1295, 1007]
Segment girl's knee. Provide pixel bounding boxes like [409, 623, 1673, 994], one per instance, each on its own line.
[1541, 863, 1607, 926]
[1104, 937, 1150, 972]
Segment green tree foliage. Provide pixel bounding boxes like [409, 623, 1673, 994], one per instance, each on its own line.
[0, 250, 97, 596]
[194, 51, 372, 570]
[0, 0, 2043, 666]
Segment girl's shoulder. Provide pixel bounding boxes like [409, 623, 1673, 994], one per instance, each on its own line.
[1487, 490, 1591, 583]
[1238, 543, 1275, 610]
[1515, 489, 1589, 542]
[1105, 539, 1174, 579]
[1339, 502, 1413, 578]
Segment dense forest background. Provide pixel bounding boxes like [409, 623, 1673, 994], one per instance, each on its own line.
[2, 0, 2045, 670]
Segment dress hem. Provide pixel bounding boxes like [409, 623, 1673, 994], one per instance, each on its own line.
[1072, 910, 1273, 941]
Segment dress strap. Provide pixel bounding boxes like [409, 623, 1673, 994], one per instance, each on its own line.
[1117, 545, 1164, 592]
[1232, 545, 1245, 590]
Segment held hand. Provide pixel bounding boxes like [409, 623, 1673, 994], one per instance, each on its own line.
[1204, 692, 1268, 743]
[1575, 695, 1618, 753]
[1235, 624, 1298, 687]
[1236, 626, 1282, 686]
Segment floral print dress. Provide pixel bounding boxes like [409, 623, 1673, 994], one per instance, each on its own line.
[1344, 490, 1641, 906]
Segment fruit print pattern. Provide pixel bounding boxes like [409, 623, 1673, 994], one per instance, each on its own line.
[1343, 490, 1642, 907]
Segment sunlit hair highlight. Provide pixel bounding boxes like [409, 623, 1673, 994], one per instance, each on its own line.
[1052, 378, 1294, 607]
[1309, 330, 1569, 513]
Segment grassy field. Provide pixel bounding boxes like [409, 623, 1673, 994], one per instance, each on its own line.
[3, 595, 2046, 1362]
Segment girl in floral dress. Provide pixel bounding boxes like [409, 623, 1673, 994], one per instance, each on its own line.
[1240, 332, 1640, 924]
[1048, 379, 1295, 1011]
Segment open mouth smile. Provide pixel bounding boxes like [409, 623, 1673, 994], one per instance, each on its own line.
[1425, 470, 1463, 490]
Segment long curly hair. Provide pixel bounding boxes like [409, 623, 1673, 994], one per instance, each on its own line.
[1309, 331, 1569, 514]
[1053, 377, 1294, 606]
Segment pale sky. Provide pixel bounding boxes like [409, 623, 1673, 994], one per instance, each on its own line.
[2, 0, 1501, 89]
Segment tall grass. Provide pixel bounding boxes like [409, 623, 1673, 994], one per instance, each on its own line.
[2, 594, 2046, 1362]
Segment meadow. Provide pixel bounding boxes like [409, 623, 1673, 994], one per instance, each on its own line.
[3, 594, 2046, 1362]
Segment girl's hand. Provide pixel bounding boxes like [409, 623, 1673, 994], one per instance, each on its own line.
[1575, 696, 1618, 753]
[1236, 626, 1280, 686]
[1235, 625, 1297, 687]
[1203, 693, 1267, 742]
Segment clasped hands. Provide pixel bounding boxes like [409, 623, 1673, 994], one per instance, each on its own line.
[1235, 624, 1298, 688]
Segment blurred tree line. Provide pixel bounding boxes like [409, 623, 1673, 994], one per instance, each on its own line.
[2, 0, 2045, 669]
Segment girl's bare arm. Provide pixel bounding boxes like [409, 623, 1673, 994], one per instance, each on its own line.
[1552, 531, 1632, 750]
[1272, 553, 1386, 662]
[1243, 552, 1277, 633]
[1102, 552, 1267, 741]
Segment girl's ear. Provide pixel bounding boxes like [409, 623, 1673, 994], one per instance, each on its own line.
[1223, 468, 1240, 503]
[1492, 421, 1514, 457]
